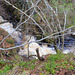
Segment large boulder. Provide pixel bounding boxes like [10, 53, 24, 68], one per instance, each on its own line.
[0, 16, 21, 55]
[0, 16, 21, 42]
[0, 16, 5, 23]
[18, 36, 56, 58]
[0, 28, 15, 55]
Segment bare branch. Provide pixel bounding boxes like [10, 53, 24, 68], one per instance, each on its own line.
[0, 10, 34, 44]
[43, 0, 62, 31]
[4, 0, 45, 34]
[0, 25, 75, 50]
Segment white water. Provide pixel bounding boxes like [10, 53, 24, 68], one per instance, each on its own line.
[0, 16, 75, 59]
[18, 36, 56, 58]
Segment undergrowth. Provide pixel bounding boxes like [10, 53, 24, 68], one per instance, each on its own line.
[42, 53, 75, 74]
[0, 53, 75, 75]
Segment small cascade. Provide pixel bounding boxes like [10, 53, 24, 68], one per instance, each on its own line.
[18, 35, 56, 58]
[0, 16, 75, 59]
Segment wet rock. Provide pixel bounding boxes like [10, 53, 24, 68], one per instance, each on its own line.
[0, 16, 4, 22]
[18, 35, 56, 59]
[63, 50, 70, 54]
[0, 16, 21, 42]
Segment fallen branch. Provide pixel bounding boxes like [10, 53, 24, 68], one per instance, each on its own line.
[0, 25, 75, 50]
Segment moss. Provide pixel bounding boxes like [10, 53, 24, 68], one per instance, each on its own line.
[0, 53, 75, 75]
[43, 33, 54, 44]
[42, 54, 75, 74]
[6, 39, 14, 44]
[19, 59, 37, 69]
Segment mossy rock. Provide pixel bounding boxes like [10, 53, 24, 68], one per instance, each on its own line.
[0, 28, 16, 56]
[0, 28, 14, 48]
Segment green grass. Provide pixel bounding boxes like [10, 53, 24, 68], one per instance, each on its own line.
[6, 39, 14, 44]
[19, 59, 37, 69]
[0, 62, 14, 75]
[0, 53, 75, 75]
[42, 53, 75, 74]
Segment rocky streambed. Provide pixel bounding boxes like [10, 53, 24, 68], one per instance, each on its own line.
[0, 16, 75, 59]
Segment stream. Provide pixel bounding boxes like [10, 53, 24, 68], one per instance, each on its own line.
[63, 35, 75, 54]
[0, 16, 75, 58]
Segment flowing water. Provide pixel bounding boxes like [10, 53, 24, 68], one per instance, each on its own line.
[0, 16, 75, 57]
[63, 35, 75, 54]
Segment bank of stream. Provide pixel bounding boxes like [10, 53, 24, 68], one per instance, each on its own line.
[0, 16, 75, 58]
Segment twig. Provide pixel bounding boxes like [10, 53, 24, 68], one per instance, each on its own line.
[4, 0, 45, 34]
[0, 10, 34, 44]
[0, 25, 75, 50]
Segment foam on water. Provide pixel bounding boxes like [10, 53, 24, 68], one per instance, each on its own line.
[18, 36, 56, 58]
[0, 16, 75, 59]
